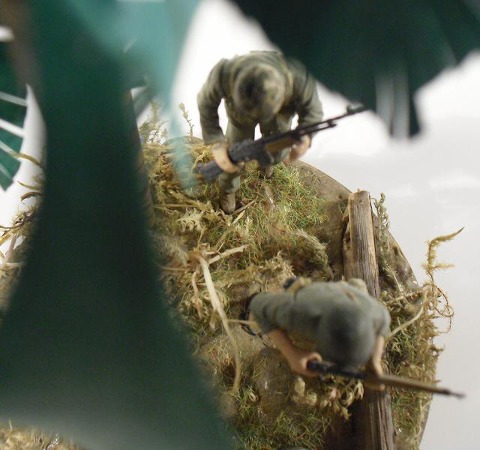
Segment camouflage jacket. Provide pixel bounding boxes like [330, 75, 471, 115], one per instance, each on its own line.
[197, 51, 324, 144]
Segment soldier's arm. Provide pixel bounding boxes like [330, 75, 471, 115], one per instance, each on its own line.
[250, 292, 322, 377]
[284, 59, 324, 162]
[267, 329, 322, 378]
[289, 59, 324, 128]
[283, 135, 311, 164]
[366, 335, 385, 377]
[365, 304, 391, 388]
[249, 291, 293, 333]
[197, 59, 228, 144]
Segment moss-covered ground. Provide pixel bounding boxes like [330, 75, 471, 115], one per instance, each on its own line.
[0, 137, 457, 449]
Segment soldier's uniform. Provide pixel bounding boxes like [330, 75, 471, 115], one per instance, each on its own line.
[250, 279, 390, 370]
[197, 51, 324, 194]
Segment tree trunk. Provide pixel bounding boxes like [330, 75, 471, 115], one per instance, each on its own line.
[343, 190, 396, 450]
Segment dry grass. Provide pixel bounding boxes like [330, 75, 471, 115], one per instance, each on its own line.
[0, 423, 82, 450]
[373, 194, 459, 449]
[144, 138, 458, 449]
[145, 139, 342, 448]
[0, 132, 459, 449]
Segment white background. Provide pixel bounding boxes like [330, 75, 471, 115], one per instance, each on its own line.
[2, 0, 480, 448]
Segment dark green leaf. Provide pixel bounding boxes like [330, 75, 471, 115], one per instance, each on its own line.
[0, 1, 232, 448]
[232, 0, 480, 136]
[0, 42, 27, 189]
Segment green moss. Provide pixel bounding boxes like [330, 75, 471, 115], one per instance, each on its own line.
[0, 138, 455, 449]
[373, 196, 457, 449]
[147, 143, 455, 449]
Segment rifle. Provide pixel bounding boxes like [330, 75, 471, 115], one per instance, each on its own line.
[306, 360, 465, 399]
[197, 104, 367, 181]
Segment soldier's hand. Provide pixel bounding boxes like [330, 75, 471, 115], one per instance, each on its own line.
[364, 336, 386, 390]
[286, 349, 322, 378]
[284, 135, 311, 164]
[364, 359, 385, 391]
[211, 141, 242, 173]
[366, 359, 383, 377]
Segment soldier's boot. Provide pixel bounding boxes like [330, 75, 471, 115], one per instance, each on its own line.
[260, 164, 274, 179]
[219, 192, 236, 214]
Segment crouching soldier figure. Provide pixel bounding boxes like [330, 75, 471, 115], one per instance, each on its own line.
[197, 51, 324, 214]
[250, 278, 390, 378]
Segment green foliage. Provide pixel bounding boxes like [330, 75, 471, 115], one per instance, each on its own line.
[232, 0, 480, 136]
[145, 142, 331, 318]
[0, 2, 233, 449]
[138, 101, 168, 144]
[0, 43, 27, 189]
[144, 140, 362, 448]
[178, 102, 195, 137]
[1, 0, 473, 447]
[146, 146, 458, 449]
[1, 141, 459, 449]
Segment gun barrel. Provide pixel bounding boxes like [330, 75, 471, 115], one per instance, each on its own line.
[376, 373, 465, 399]
[307, 360, 464, 398]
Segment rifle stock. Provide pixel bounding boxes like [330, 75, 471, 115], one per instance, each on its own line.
[306, 360, 464, 399]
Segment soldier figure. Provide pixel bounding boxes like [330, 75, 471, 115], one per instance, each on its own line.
[197, 51, 324, 213]
[250, 278, 390, 378]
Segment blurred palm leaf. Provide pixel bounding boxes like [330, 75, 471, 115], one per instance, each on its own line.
[232, 0, 480, 136]
[67, 0, 196, 109]
[0, 41, 27, 189]
[0, 1, 232, 449]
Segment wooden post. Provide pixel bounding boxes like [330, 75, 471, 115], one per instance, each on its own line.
[343, 190, 396, 450]
[343, 190, 380, 297]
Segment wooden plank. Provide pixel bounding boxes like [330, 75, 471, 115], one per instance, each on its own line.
[343, 190, 380, 297]
[343, 190, 396, 450]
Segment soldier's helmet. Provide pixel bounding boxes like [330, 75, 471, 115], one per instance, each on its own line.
[321, 308, 376, 371]
[232, 63, 286, 121]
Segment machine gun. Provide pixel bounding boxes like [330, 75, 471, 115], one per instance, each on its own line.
[196, 104, 367, 181]
[306, 360, 465, 398]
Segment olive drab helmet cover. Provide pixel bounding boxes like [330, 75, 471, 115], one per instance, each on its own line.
[232, 63, 286, 122]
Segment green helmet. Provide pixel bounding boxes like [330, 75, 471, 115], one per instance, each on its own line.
[232, 63, 286, 121]
[320, 307, 376, 371]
